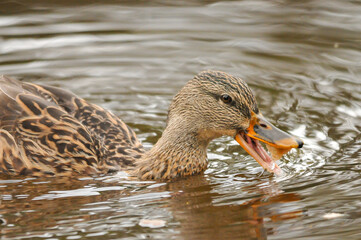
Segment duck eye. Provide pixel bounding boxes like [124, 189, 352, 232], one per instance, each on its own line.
[221, 94, 232, 103]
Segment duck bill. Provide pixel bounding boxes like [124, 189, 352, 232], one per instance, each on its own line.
[235, 112, 303, 175]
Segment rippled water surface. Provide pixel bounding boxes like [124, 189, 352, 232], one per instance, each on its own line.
[0, 0, 360, 239]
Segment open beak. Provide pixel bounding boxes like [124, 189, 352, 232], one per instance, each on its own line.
[235, 112, 303, 175]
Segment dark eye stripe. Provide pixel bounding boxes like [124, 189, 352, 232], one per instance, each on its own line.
[221, 94, 232, 103]
[207, 92, 250, 118]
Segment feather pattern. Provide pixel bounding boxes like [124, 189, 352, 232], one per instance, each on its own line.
[0, 76, 144, 177]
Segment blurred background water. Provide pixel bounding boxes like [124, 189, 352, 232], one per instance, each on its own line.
[0, 0, 360, 239]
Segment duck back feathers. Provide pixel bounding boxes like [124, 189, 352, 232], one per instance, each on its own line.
[0, 76, 144, 177]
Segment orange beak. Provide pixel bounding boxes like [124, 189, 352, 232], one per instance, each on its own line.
[235, 112, 303, 175]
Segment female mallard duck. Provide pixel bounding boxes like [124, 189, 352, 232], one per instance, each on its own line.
[0, 71, 302, 179]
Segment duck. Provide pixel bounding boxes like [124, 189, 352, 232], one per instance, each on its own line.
[0, 70, 303, 180]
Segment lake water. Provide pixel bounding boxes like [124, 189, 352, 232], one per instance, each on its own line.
[0, 0, 360, 239]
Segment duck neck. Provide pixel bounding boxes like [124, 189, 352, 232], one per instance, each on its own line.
[135, 119, 209, 180]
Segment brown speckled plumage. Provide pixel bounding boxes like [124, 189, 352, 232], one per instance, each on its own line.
[0, 71, 258, 179]
[0, 75, 143, 177]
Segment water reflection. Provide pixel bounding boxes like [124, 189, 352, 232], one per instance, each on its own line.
[166, 176, 302, 240]
[0, 178, 108, 237]
[0, 176, 303, 240]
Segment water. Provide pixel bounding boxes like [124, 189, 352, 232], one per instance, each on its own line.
[0, 0, 360, 239]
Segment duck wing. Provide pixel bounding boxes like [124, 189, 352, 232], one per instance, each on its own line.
[0, 76, 144, 177]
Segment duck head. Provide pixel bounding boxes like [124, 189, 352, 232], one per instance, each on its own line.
[167, 70, 303, 175]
